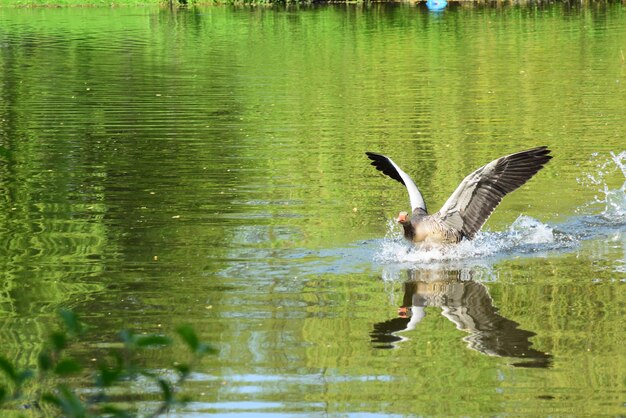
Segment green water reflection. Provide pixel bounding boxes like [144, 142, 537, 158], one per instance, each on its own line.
[0, 3, 624, 416]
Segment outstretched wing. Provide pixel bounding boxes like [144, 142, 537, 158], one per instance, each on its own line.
[365, 152, 427, 212]
[434, 146, 552, 239]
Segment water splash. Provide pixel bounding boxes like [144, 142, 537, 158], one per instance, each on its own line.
[602, 151, 626, 221]
[375, 215, 566, 268]
[577, 150, 626, 222]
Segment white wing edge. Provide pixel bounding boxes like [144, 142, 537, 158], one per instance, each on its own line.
[385, 156, 427, 212]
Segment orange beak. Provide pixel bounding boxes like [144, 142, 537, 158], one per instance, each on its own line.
[396, 213, 407, 223]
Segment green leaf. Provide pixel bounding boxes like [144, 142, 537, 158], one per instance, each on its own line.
[38, 351, 53, 372]
[41, 393, 62, 407]
[96, 364, 123, 388]
[157, 378, 173, 404]
[174, 363, 190, 378]
[0, 357, 17, 382]
[58, 309, 83, 336]
[0, 385, 7, 402]
[135, 334, 172, 348]
[50, 331, 68, 352]
[54, 359, 82, 376]
[176, 325, 217, 356]
[175, 325, 199, 352]
[57, 385, 87, 417]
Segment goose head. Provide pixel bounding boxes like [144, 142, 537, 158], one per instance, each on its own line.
[396, 211, 410, 224]
[396, 211, 416, 241]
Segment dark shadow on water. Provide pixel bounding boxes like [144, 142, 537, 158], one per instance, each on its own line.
[371, 268, 552, 368]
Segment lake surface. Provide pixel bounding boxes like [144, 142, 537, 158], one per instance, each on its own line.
[0, 3, 625, 416]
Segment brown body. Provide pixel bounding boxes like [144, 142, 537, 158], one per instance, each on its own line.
[366, 147, 552, 246]
[398, 209, 463, 244]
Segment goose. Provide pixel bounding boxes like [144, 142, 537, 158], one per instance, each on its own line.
[366, 146, 552, 245]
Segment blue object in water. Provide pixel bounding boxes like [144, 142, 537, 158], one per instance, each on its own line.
[426, 0, 447, 11]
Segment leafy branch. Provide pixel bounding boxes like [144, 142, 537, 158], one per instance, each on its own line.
[0, 310, 216, 417]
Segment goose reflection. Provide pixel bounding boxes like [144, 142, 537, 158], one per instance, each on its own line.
[371, 269, 551, 368]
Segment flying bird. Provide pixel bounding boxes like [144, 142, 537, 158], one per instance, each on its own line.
[365, 146, 552, 245]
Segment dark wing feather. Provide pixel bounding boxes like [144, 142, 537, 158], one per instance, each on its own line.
[365, 152, 406, 186]
[434, 146, 552, 239]
[365, 152, 427, 211]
